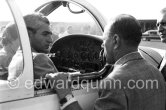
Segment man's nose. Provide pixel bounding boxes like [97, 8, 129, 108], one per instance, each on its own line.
[47, 35, 53, 43]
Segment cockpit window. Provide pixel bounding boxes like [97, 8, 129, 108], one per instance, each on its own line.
[46, 2, 103, 41]
[0, 0, 23, 80]
[16, 0, 103, 41]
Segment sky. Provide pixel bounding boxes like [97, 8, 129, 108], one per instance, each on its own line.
[86, 0, 166, 20]
[0, 0, 166, 21]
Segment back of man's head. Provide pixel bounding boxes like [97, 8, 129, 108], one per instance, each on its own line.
[23, 13, 50, 34]
[109, 14, 142, 47]
[1, 23, 19, 48]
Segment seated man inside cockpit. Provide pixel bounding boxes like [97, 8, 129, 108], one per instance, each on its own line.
[0, 23, 20, 80]
[8, 13, 58, 80]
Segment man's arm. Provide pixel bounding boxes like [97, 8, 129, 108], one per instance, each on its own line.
[46, 73, 127, 110]
[34, 53, 82, 110]
[45, 73, 83, 110]
[33, 53, 58, 79]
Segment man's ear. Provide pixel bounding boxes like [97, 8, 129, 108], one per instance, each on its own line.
[113, 34, 120, 49]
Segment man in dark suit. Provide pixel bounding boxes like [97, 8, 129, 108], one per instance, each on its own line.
[157, 7, 166, 80]
[46, 14, 166, 110]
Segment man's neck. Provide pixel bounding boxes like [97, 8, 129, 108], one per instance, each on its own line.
[31, 48, 49, 54]
[115, 47, 138, 62]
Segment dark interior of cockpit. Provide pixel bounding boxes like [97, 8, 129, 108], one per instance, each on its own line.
[49, 34, 105, 74]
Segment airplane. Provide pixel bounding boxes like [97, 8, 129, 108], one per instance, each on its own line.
[0, 0, 165, 110]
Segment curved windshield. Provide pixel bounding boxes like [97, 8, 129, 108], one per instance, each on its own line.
[47, 2, 103, 40]
[16, 0, 103, 43]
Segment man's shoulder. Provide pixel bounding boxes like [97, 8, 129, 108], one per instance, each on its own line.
[33, 52, 51, 63]
[108, 59, 159, 79]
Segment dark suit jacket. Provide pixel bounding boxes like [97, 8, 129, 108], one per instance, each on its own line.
[94, 52, 166, 110]
[64, 52, 166, 110]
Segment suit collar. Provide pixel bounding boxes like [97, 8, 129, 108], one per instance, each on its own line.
[115, 51, 143, 66]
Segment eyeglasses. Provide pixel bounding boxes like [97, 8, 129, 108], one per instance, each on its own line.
[156, 21, 166, 28]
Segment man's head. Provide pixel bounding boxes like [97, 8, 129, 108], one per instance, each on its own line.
[24, 13, 53, 53]
[157, 7, 166, 43]
[1, 23, 20, 52]
[102, 14, 142, 64]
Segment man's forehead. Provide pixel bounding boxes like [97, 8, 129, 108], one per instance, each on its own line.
[38, 23, 51, 30]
